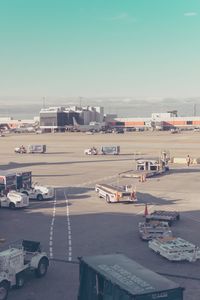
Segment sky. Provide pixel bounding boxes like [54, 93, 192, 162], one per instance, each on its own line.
[0, 0, 200, 100]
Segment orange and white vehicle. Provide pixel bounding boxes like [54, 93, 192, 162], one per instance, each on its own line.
[95, 183, 137, 203]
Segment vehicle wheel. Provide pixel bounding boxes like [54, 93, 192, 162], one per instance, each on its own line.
[0, 281, 9, 300]
[35, 258, 49, 278]
[37, 194, 43, 201]
[9, 203, 15, 209]
[106, 195, 111, 203]
[15, 272, 25, 289]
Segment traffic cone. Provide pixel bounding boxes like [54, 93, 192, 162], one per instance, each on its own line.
[144, 203, 149, 217]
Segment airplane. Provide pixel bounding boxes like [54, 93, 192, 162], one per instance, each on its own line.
[12, 126, 36, 133]
[71, 117, 105, 132]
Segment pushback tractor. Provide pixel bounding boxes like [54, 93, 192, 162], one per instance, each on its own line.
[0, 240, 49, 300]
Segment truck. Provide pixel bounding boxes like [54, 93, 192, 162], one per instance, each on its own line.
[0, 191, 29, 209]
[16, 172, 54, 201]
[138, 221, 172, 241]
[0, 240, 49, 300]
[145, 210, 180, 226]
[0, 173, 29, 209]
[100, 145, 120, 155]
[14, 145, 46, 154]
[149, 237, 200, 262]
[95, 183, 137, 203]
[78, 254, 184, 300]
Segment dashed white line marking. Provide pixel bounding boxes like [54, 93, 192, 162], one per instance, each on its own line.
[64, 190, 72, 262]
[49, 190, 57, 259]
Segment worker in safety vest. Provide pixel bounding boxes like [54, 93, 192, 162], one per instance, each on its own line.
[131, 189, 137, 201]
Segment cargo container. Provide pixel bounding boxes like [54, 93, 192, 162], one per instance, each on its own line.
[27, 144, 46, 153]
[16, 171, 32, 190]
[100, 145, 120, 155]
[78, 254, 184, 300]
[0, 173, 17, 193]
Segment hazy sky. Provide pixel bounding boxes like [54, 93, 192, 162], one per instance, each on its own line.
[0, 0, 200, 100]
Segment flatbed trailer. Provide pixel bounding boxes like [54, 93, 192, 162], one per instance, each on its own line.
[149, 237, 200, 262]
[145, 210, 180, 226]
[95, 183, 137, 203]
[138, 221, 172, 241]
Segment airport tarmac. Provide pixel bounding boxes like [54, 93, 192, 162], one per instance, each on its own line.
[0, 131, 200, 300]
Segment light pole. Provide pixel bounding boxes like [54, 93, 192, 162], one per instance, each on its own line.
[42, 97, 46, 109]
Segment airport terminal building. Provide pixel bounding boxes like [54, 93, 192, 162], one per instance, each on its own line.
[39, 106, 104, 131]
[110, 111, 200, 130]
[1, 108, 200, 132]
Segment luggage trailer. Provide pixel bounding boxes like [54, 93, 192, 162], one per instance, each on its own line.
[145, 211, 180, 226]
[149, 237, 200, 262]
[138, 221, 173, 241]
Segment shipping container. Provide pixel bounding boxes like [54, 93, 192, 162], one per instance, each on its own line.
[78, 254, 184, 300]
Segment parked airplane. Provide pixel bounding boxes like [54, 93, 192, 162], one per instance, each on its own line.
[13, 126, 36, 133]
[72, 117, 105, 132]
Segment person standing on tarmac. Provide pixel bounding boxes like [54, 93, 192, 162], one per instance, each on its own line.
[186, 155, 191, 167]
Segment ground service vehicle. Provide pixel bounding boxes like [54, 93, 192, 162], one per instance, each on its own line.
[170, 128, 179, 134]
[14, 144, 46, 154]
[0, 191, 29, 209]
[95, 183, 137, 203]
[149, 237, 200, 262]
[78, 254, 184, 300]
[0, 240, 49, 300]
[16, 172, 54, 201]
[14, 147, 26, 154]
[100, 145, 120, 155]
[26, 185, 54, 201]
[145, 210, 180, 226]
[138, 221, 172, 241]
[84, 147, 98, 155]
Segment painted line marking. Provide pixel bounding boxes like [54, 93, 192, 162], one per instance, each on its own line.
[49, 189, 57, 259]
[64, 190, 72, 262]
